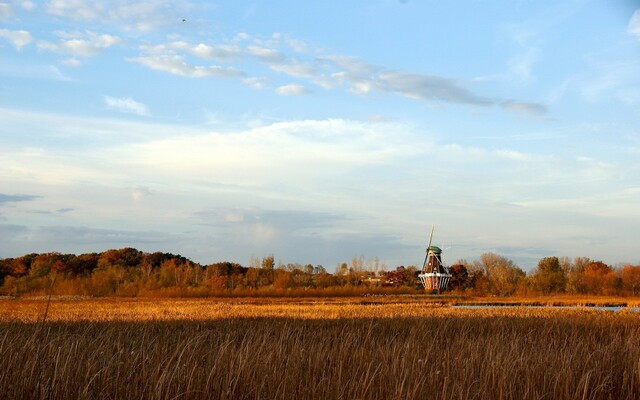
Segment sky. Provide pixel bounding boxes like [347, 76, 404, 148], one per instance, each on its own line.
[0, 1, 639, 271]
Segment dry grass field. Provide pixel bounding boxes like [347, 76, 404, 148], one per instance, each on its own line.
[1, 297, 639, 399]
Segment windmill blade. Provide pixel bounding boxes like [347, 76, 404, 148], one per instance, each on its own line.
[422, 226, 434, 272]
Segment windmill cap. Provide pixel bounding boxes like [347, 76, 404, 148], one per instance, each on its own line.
[428, 246, 442, 254]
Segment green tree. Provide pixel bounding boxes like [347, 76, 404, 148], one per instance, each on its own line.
[533, 256, 566, 294]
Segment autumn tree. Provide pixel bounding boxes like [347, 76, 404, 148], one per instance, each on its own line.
[449, 264, 470, 292]
[472, 253, 524, 296]
[622, 265, 640, 296]
[581, 261, 612, 295]
[566, 257, 592, 294]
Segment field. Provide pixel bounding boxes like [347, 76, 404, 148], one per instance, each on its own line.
[1, 298, 639, 399]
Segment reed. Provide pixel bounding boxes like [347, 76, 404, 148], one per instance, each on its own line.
[0, 299, 638, 399]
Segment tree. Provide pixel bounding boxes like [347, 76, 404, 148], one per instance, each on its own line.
[566, 257, 592, 294]
[449, 264, 469, 291]
[384, 266, 406, 287]
[582, 261, 612, 295]
[533, 257, 566, 294]
[622, 265, 640, 296]
[473, 253, 524, 296]
[403, 265, 419, 288]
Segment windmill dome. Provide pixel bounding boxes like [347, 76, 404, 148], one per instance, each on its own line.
[428, 246, 442, 254]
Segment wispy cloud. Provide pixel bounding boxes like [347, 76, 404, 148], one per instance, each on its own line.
[629, 9, 640, 39]
[580, 61, 640, 104]
[506, 47, 539, 84]
[168, 41, 243, 62]
[275, 83, 309, 96]
[129, 55, 245, 78]
[60, 57, 82, 67]
[246, 45, 285, 62]
[0, 29, 33, 50]
[0, 62, 71, 81]
[376, 71, 494, 106]
[0, 193, 41, 204]
[37, 31, 120, 57]
[243, 76, 268, 89]
[124, 31, 548, 112]
[104, 96, 150, 116]
[501, 100, 548, 116]
[44, 0, 194, 31]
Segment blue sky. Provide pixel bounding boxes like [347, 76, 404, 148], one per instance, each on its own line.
[1, 1, 639, 270]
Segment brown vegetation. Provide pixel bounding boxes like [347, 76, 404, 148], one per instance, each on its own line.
[0, 298, 639, 399]
[1, 248, 639, 298]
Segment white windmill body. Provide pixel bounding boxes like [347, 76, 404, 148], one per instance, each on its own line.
[417, 227, 452, 293]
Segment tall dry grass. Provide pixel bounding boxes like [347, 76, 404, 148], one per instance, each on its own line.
[0, 299, 639, 399]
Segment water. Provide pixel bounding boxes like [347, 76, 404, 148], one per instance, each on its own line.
[453, 305, 640, 312]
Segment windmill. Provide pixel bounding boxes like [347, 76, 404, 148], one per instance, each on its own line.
[417, 226, 452, 294]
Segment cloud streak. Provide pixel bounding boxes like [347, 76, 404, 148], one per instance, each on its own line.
[129, 55, 245, 78]
[501, 100, 548, 116]
[126, 34, 544, 112]
[376, 71, 493, 106]
[0, 194, 41, 204]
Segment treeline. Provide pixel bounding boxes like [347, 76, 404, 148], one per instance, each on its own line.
[0, 248, 639, 297]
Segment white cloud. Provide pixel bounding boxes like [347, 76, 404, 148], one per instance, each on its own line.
[126, 32, 539, 112]
[104, 96, 150, 116]
[275, 83, 309, 96]
[46, 0, 102, 20]
[629, 10, 640, 39]
[285, 38, 308, 53]
[38, 31, 120, 57]
[111, 118, 422, 187]
[44, 0, 192, 31]
[60, 57, 82, 67]
[0, 29, 32, 50]
[2, 106, 638, 267]
[243, 76, 268, 89]
[129, 54, 245, 78]
[321, 55, 378, 76]
[169, 41, 243, 61]
[270, 61, 321, 79]
[246, 45, 285, 62]
[19, 1, 36, 11]
[0, 2, 12, 18]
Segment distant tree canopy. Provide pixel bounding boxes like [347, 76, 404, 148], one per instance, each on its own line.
[533, 257, 566, 294]
[0, 248, 638, 297]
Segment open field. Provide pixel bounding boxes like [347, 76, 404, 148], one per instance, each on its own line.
[1, 298, 639, 399]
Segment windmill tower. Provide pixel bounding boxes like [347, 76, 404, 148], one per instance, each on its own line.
[418, 227, 452, 294]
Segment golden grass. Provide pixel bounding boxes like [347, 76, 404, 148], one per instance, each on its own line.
[1, 298, 639, 399]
